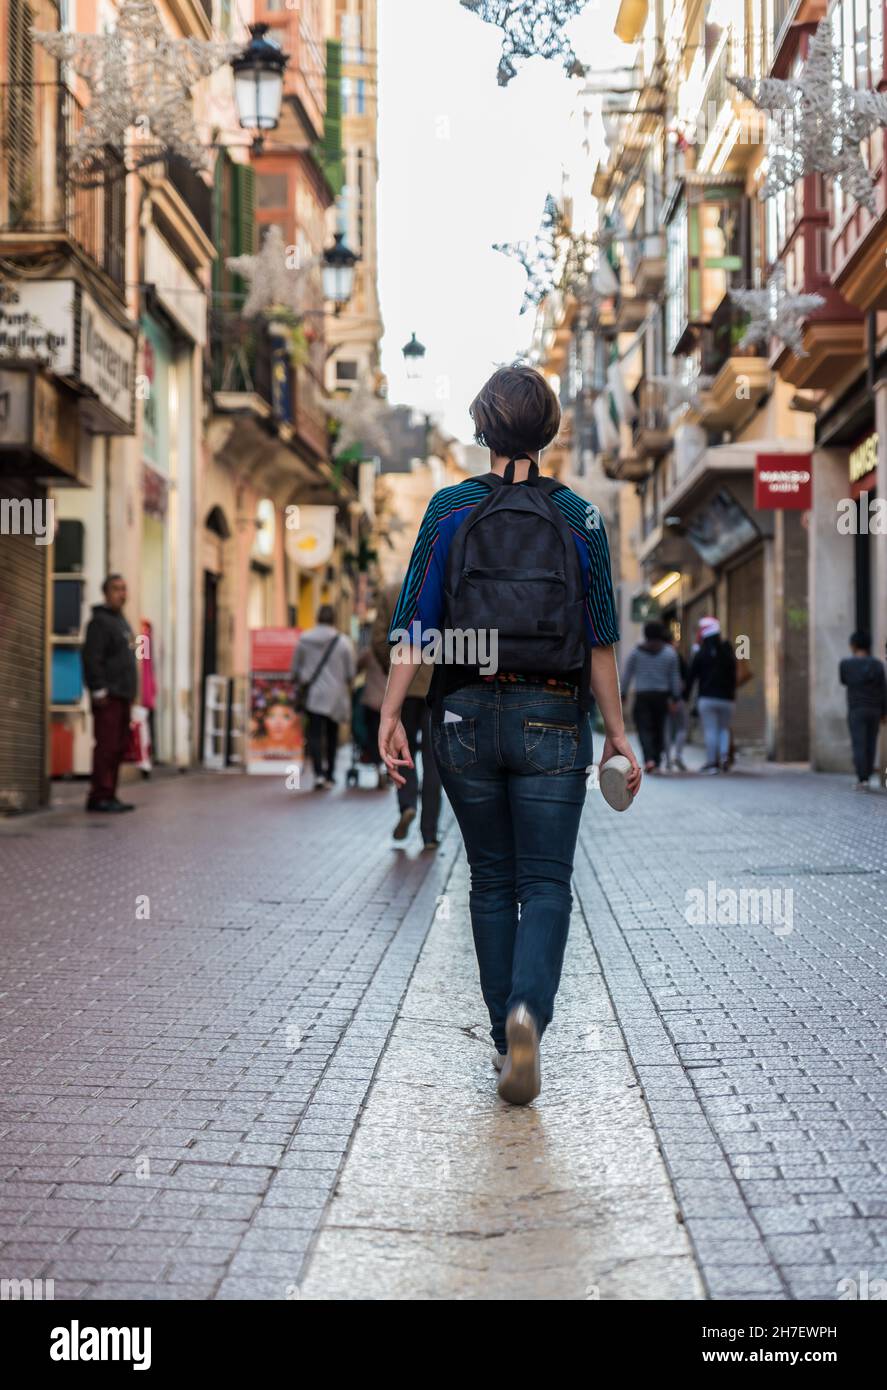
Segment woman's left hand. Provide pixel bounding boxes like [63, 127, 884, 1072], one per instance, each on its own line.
[379, 709, 413, 787]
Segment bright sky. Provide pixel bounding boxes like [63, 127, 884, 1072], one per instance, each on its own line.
[377, 0, 627, 444]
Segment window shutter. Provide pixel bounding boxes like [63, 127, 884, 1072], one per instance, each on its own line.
[7, 0, 35, 224]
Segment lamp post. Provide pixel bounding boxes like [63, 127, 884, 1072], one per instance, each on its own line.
[232, 24, 289, 153]
[322, 232, 360, 315]
[401, 331, 427, 380]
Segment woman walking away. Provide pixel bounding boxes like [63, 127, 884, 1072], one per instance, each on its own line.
[687, 617, 737, 774]
[378, 365, 641, 1106]
[621, 621, 682, 773]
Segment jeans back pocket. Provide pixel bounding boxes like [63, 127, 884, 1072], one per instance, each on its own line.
[432, 716, 478, 772]
[523, 718, 580, 775]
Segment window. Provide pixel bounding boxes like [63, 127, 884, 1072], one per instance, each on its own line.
[256, 173, 288, 210]
[356, 78, 366, 114]
[336, 359, 358, 380]
[830, 0, 884, 226]
[341, 76, 352, 114]
[666, 202, 688, 352]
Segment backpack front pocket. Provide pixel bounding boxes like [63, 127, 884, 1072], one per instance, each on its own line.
[459, 568, 567, 639]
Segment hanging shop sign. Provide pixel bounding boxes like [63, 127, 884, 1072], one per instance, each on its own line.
[754, 453, 813, 510]
[0, 279, 135, 434]
[144, 226, 207, 346]
[849, 432, 878, 498]
[0, 366, 79, 480]
[284, 504, 337, 571]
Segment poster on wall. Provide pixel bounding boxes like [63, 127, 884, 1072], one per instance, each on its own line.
[247, 628, 303, 775]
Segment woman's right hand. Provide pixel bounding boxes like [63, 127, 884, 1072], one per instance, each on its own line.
[379, 709, 414, 787]
[601, 731, 642, 797]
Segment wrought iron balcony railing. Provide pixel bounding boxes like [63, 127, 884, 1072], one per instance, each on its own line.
[0, 82, 126, 290]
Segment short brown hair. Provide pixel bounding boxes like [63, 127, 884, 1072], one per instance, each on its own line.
[469, 365, 561, 457]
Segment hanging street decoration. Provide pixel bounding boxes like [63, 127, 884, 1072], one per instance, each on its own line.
[649, 373, 715, 411]
[729, 265, 825, 357]
[33, 0, 242, 179]
[494, 194, 605, 313]
[226, 227, 316, 320]
[729, 18, 887, 214]
[460, 0, 589, 87]
[327, 377, 393, 459]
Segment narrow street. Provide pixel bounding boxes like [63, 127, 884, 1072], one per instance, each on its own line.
[1, 761, 884, 1300]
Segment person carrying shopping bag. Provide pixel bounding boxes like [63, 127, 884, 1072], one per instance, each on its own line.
[378, 366, 641, 1106]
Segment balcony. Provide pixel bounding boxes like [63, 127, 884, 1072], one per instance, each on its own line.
[210, 310, 277, 417]
[629, 233, 666, 300]
[210, 308, 330, 466]
[0, 82, 125, 291]
[632, 380, 673, 457]
[694, 295, 770, 429]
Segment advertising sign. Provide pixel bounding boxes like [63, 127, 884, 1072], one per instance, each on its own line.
[755, 453, 813, 510]
[248, 628, 304, 776]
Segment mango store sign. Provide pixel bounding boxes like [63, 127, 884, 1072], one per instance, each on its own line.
[755, 453, 812, 510]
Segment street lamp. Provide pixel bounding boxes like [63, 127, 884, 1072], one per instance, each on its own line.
[232, 24, 289, 152]
[402, 331, 426, 380]
[323, 232, 359, 313]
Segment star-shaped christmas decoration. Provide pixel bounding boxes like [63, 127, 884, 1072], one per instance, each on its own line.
[33, 0, 241, 176]
[327, 378, 393, 459]
[729, 265, 825, 357]
[494, 194, 599, 313]
[226, 227, 316, 319]
[649, 374, 715, 411]
[729, 18, 887, 214]
[461, 0, 589, 87]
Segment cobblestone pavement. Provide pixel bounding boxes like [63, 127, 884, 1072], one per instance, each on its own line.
[1, 754, 885, 1300]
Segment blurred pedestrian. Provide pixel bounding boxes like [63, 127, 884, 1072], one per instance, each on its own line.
[621, 621, 682, 773]
[291, 605, 355, 790]
[687, 617, 737, 774]
[356, 640, 388, 788]
[373, 582, 441, 845]
[665, 629, 690, 771]
[839, 630, 887, 791]
[82, 574, 137, 813]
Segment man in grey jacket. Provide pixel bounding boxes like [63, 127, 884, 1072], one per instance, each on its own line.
[621, 621, 682, 773]
[291, 606, 356, 789]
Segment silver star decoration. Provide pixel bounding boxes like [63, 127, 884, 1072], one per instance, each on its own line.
[461, 0, 588, 87]
[649, 374, 715, 411]
[226, 227, 316, 319]
[729, 18, 887, 214]
[327, 378, 393, 458]
[494, 194, 598, 313]
[33, 0, 241, 175]
[729, 266, 825, 357]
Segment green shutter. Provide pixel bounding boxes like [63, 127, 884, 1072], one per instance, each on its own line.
[238, 163, 256, 257]
[321, 39, 345, 196]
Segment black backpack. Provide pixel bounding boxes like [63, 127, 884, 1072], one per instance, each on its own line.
[434, 455, 590, 706]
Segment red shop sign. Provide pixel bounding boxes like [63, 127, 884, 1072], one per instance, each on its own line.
[755, 453, 812, 510]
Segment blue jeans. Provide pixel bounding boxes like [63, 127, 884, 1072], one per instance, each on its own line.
[431, 683, 593, 1054]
